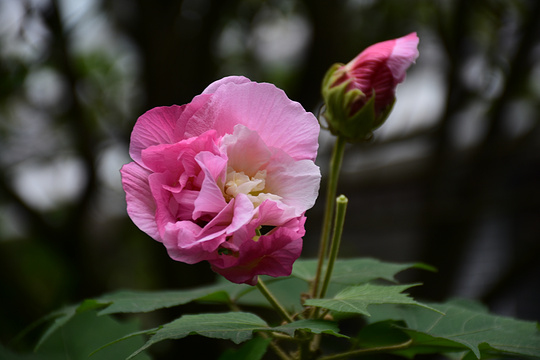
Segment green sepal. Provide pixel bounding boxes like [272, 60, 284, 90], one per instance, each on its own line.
[321, 63, 395, 142]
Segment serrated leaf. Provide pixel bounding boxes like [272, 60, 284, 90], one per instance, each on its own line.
[36, 283, 249, 349]
[304, 283, 441, 317]
[272, 319, 348, 338]
[292, 258, 434, 286]
[368, 299, 540, 359]
[37, 310, 150, 360]
[96, 283, 248, 315]
[127, 312, 269, 359]
[218, 336, 271, 360]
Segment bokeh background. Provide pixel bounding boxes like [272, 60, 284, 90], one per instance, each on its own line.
[1, 0, 539, 358]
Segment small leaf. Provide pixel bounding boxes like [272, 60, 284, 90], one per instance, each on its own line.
[304, 283, 441, 317]
[293, 258, 434, 286]
[96, 283, 246, 315]
[272, 319, 348, 338]
[218, 336, 271, 360]
[128, 312, 269, 359]
[36, 310, 150, 360]
[368, 299, 540, 359]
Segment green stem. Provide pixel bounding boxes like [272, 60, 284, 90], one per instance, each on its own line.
[318, 339, 413, 360]
[256, 277, 294, 323]
[257, 332, 294, 360]
[311, 136, 347, 299]
[319, 195, 348, 300]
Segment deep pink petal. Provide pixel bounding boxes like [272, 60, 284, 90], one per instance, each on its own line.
[120, 162, 159, 240]
[210, 216, 305, 285]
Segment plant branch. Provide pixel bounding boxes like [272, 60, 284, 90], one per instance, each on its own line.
[312, 135, 346, 299]
[319, 195, 348, 299]
[318, 339, 413, 360]
[256, 277, 294, 323]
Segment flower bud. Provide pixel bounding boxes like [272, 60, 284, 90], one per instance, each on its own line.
[321, 32, 419, 141]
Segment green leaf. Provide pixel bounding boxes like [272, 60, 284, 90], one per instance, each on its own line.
[35, 310, 150, 360]
[304, 283, 441, 317]
[36, 282, 250, 348]
[96, 283, 248, 315]
[368, 299, 540, 359]
[128, 312, 269, 359]
[218, 336, 271, 360]
[272, 319, 348, 338]
[292, 258, 434, 286]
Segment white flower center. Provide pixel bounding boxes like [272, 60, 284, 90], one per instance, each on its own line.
[224, 167, 281, 207]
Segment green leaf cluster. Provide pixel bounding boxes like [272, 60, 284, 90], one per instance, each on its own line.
[28, 258, 540, 360]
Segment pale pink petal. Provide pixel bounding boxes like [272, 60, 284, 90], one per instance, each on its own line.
[129, 105, 184, 163]
[202, 76, 251, 95]
[264, 151, 321, 218]
[162, 221, 222, 264]
[193, 151, 228, 219]
[120, 162, 159, 240]
[185, 81, 319, 162]
[387, 32, 419, 82]
[147, 171, 185, 239]
[221, 125, 272, 174]
[198, 194, 254, 242]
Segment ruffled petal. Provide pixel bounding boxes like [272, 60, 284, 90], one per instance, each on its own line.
[264, 150, 321, 218]
[129, 105, 185, 163]
[221, 124, 272, 175]
[186, 81, 319, 162]
[162, 220, 220, 264]
[387, 32, 419, 83]
[202, 76, 251, 95]
[210, 215, 305, 285]
[193, 151, 228, 219]
[120, 162, 159, 240]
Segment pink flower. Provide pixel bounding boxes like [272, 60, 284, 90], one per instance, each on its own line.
[120, 76, 321, 285]
[322, 32, 419, 141]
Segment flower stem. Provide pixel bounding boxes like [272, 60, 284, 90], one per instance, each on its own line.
[311, 136, 347, 299]
[319, 195, 348, 299]
[318, 339, 413, 360]
[256, 277, 294, 323]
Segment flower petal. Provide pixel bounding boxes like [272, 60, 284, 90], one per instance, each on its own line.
[120, 162, 159, 240]
[221, 124, 272, 175]
[264, 150, 321, 218]
[186, 80, 320, 162]
[129, 105, 185, 163]
[201, 75, 252, 95]
[210, 215, 305, 285]
[387, 32, 419, 83]
[193, 151, 228, 219]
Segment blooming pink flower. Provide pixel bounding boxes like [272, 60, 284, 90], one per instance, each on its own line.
[121, 76, 320, 285]
[322, 32, 419, 141]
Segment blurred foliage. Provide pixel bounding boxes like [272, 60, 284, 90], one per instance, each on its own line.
[1, 0, 539, 359]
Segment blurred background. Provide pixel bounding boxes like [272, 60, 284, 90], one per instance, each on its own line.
[1, 0, 539, 358]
